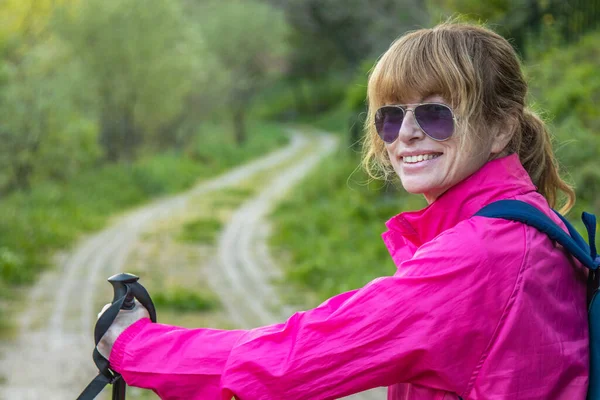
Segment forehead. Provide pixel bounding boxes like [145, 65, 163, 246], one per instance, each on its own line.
[368, 33, 461, 110]
[400, 94, 449, 105]
[371, 66, 452, 108]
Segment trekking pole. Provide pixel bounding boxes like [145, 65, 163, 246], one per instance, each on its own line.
[76, 273, 157, 400]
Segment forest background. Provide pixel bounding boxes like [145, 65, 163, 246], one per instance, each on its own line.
[0, 0, 599, 328]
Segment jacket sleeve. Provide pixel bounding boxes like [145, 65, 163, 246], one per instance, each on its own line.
[110, 219, 523, 400]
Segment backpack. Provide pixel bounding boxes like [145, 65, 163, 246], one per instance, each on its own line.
[475, 199, 599, 400]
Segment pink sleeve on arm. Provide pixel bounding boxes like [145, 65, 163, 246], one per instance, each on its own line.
[110, 221, 518, 400]
[110, 318, 247, 399]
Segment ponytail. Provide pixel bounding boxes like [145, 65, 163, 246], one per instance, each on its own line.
[510, 109, 576, 214]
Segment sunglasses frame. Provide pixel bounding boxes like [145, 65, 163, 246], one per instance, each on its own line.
[375, 102, 458, 143]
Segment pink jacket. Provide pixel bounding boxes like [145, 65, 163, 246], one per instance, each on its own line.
[111, 154, 589, 399]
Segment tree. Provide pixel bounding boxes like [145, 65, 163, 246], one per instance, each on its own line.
[0, 0, 99, 193]
[0, 40, 100, 193]
[265, 0, 428, 114]
[425, 0, 600, 57]
[56, 0, 200, 161]
[192, 0, 290, 144]
[270, 0, 428, 70]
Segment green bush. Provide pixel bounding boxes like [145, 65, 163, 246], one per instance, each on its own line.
[0, 247, 26, 284]
[255, 75, 350, 121]
[191, 120, 289, 168]
[271, 150, 425, 300]
[131, 154, 203, 196]
[252, 80, 300, 121]
[344, 59, 375, 112]
[0, 121, 288, 287]
[153, 286, 219, 312]
[527, 30, 600, 217]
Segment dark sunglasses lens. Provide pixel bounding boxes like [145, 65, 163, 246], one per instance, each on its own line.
[414, 104, 454, 140]
[375, 107, 404, 143]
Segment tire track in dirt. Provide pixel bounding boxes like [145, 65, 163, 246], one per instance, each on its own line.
[210, 133, 385, 399]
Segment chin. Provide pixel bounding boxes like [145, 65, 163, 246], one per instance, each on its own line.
[401, 182, 444, 202]
[400, 178, 429, 194]
[401, 184, 429, 196]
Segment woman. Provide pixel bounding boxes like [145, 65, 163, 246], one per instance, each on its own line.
[98, 22, 589, 399]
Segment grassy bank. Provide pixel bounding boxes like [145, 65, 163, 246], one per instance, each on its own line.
[270, 143, 426, 301]
[0, 120, 288, 304]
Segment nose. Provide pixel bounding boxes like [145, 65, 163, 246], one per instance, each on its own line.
[395, 109, 425, 144]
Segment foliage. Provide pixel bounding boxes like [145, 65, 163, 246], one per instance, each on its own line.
[271, 150, 425, 300]
[188, 119, 289, 168]
[153, 287, 219, 312]
[0, 0, 597, 330]
[191, 0, 290, 144]
[0, 121, 288, 286]
[259, 1, 427, 120]
[0, 0, 97, 193]
[54, 0, 200, 161]
[301, 106, 355, 138]
[268, 0, 428, 76]
[426, 0, 600, 57]
[526, 31, 600, 216]
[272, 29, 600, 302]
[0, 0, 76, 54]
[1, 0, 291, 197]
[256, 75, 350, 120]
[178, 218, 223, 244]
[344, 59, 375, 112]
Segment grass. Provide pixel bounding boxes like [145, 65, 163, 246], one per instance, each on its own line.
[152, 286, 219, 312]
[210, 187, 256, 208]
[270, 148, 425, 302]
[0, 120, 287, 285]
[176, 187, 259, 244]
[178, 217, 224, 244]
[298, 105, 354, 136]
[0, 120, 289, 335]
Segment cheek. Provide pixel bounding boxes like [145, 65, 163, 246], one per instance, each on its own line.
[385, 145, 398, 167]
[384, 146, 391, 160]
[448, 145, 489, 182]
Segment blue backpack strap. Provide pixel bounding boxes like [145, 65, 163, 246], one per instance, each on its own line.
[475, 199, 598, 271]
[553, 211, 593, 255]
[475, 199, 600, 400]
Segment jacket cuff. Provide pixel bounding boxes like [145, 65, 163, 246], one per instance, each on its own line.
[110, 317, 152, 373]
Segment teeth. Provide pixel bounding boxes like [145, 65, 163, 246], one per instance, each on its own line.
[403, 153, 441, 163]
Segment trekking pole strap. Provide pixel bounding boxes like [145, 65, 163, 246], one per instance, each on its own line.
[76, 278, 156, 400]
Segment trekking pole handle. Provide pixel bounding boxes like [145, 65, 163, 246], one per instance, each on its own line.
[108, 273, 139, 310]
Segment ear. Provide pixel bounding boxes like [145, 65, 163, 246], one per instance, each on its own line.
[490, 115, 517, 155]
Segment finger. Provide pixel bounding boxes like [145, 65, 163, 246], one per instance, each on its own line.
[132, 299, 151, 318]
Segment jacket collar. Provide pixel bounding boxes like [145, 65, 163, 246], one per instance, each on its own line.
[383, 153, 537, 249]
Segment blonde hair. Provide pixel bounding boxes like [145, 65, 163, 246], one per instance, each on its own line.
[362, 22, 575, 213]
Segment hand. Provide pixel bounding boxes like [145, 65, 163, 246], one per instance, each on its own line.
[96, 300, 150, 360]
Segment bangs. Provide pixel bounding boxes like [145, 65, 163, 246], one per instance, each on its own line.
[367, 28, 477, 114]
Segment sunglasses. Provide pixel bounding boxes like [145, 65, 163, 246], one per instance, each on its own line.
[374, 102, 456, 143]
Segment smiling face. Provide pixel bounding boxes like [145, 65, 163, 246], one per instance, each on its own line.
[363, 24, 523, 205]
[384, 95, 494, 204]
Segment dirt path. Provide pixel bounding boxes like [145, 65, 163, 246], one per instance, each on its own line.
[209, 133, 384, 400]
[0, 130, 384, 400]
